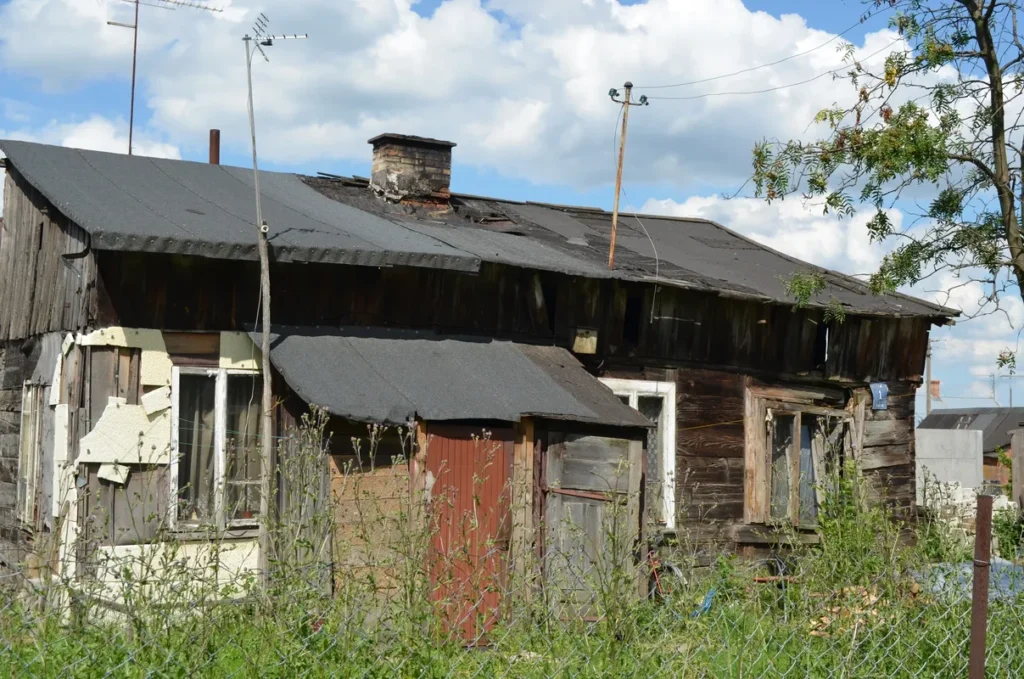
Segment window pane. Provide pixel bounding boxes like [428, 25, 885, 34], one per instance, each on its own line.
[638, 396, 664, 524]
[225, 374, 262, 522]
[771, 415, 794, 521]
[799, 422, 818, 525]
[177, 374, 217, 523]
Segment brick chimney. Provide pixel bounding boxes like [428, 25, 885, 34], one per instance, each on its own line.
[368, 133, 456, 204]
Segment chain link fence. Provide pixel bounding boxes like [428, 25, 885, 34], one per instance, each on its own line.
[3, 417, 1024, 678]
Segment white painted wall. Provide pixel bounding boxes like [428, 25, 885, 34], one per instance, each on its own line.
[915, 428, 984, 504]
[91, 538, 260, 606]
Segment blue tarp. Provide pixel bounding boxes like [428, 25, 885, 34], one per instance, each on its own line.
[913, 559, 1024, 602]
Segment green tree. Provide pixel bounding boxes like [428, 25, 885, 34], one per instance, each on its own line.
[753, 0, 1024, 325]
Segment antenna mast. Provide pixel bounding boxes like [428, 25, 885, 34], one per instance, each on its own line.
[106, 0, 223, 155]
[243, 15, 308, 589]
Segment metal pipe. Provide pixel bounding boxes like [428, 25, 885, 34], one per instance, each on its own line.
[128, 0, 140, 155]
[209, 129, 220, 165]
[968, 493, 993, 679]
[925, 339, 932, 415]
[244, 35, 273, 589]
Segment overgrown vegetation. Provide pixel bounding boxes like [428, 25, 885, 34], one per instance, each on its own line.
[1, 416, 1023, 677]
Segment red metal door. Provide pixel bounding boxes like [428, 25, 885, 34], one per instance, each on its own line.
[425, 425, 513, 645]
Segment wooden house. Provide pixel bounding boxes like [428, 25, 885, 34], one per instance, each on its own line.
[0, 134, 955, 623]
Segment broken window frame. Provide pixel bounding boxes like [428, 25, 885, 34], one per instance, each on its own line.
[16, 382, 45, 528]
[169, 366, 261, 531]
[745, 387, 848, 528]
[598, 377, 676, 530]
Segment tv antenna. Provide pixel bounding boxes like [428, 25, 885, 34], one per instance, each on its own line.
[242, 14, 308, 589]
[105, 0, 223, 155]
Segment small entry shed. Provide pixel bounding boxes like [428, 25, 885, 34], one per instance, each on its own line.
[264, 327, 651, 639]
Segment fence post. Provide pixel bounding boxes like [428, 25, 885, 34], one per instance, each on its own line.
[968, 493, 993, 679]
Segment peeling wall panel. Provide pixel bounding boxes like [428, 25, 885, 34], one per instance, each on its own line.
[78, 397, 171, 465]
[219, 331, 261, 370]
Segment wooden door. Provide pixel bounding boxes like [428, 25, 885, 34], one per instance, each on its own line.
[426, 425, 513, 644]
[542, 432, 643, 618]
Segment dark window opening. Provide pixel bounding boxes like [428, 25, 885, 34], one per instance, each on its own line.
[623, 292, 643, 347]
[813, 321, 829, 368]
[541, 279, 558, 334]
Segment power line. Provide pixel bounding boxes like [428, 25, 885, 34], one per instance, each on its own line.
[645, 39, 900, 101]
[633, 7, 888, 90]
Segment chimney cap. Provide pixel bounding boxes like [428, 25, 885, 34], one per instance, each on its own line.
[367, 133, 456, 149]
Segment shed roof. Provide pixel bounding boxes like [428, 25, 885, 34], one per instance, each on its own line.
[918, 407, 1024, 454]
[259, 326, 652, 427]
[0, 139, 956, 319]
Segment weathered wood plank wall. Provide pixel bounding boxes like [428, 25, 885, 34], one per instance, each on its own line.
[98, 252, 932, 384]
[0, 168, 100, 341]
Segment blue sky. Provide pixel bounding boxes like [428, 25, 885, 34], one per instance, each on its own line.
[0, 0, 1017, 415]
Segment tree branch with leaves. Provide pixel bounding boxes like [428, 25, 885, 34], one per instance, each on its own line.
[754, 0, 1024, 343]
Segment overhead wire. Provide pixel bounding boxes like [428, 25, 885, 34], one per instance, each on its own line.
[644, 38, 902, 101]
[633, 7, 889, 90]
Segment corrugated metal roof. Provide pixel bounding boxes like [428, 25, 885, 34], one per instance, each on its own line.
[918, 407, 1024, 454]
[259, 326, 652, 428]
[0, 140, 956, 319]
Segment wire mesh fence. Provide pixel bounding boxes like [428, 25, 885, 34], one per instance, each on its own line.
[3, 415, 1024, 677]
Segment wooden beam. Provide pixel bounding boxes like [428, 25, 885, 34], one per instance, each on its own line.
[1012, 430, 1024, 508]
[163, 331, 220, 356]
[729, 523, 821, 545]
[408, 421, 429, 549]
[743, 381, 767, 523]
[511, 418, 535, 581]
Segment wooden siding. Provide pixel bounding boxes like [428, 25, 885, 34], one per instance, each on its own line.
[855, 381, 917, 517]
[602, 365, 920, 556]
[0, 168, 101, 341]
[98, 250, 931, 384]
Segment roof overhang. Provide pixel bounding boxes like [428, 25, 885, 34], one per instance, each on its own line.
[256, 326, 652, 429]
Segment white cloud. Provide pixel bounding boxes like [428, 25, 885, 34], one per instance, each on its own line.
[0, 0, 915, 186]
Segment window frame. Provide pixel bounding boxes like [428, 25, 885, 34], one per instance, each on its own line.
[16, 382, 44, 528]
[599, 377, 677, 531]
[745, 386, 848, 527]
[170, 366, 261, 531]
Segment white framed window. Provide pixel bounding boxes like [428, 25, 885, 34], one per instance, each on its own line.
[170, 367, 262, 529]
[599, 378, 677, 530]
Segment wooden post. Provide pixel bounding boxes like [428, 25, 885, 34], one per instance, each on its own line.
[1012, 429, 1024, 507]
[608, 82, 632, 270]
[511, 418, 535, 583]
[968, 493, 993, 679]
[409, 422, 429, 546]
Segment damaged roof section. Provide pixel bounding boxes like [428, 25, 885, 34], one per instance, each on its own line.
[0, 139, 956, 319]
[258, 326, 652, 428]
[307, 176, 954, 319]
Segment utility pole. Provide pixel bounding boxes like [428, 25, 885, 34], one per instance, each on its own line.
[607, 82, 648, 269]
[106, 0, 222, 155]
[926, 339, 933, 415]
[243, 17, 307, 588]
